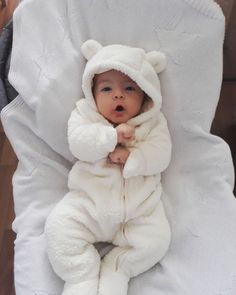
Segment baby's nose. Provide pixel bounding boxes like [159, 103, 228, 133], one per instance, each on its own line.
[113, 89, 124, 100]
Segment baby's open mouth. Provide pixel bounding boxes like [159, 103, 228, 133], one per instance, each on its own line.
[115, 105, 124, 112]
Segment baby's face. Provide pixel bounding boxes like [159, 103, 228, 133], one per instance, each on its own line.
[93, 70, 144, 124]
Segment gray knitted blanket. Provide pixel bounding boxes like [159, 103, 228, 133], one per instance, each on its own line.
[0, 20, 18, 111]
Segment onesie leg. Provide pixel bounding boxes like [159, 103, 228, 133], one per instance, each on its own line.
[98, 201, 171, 295]
[45, 192, 101, 295]
[98, 247, 130, 295]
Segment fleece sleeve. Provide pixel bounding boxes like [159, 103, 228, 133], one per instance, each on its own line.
[68, 107, 117, 162]
[123, 112, 172, 178]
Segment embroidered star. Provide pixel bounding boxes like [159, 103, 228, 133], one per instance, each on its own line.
[57, 5, 73, 43]
[153, 26, 200, 65]
[68, 7, 81, 25]
[33, 46, 55, 83]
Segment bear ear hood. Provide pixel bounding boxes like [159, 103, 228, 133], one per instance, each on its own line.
[81, 40, 103, 60]
[81, 39, 167, 112]
[146, 51, 167, 74]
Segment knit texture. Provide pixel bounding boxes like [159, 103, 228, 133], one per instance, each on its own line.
[1, 1, 236, 295]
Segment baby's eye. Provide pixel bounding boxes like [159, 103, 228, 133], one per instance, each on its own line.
[125, 86, 136, 91]
[101, 87, 112, 92]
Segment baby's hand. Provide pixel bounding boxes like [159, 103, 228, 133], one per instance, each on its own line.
[116, 123, 135, 144]
[108, 146, 130, 165]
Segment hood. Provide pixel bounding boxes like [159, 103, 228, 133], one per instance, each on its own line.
[81, 40, 166, 115]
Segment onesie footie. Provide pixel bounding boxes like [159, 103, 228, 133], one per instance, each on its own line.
[99, 264, 129, 295]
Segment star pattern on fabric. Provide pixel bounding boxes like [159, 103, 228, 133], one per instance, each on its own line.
[153, 26, 200, 65]
[33, 46, 55, 83]
[56, 2, 83, 42]
[57, 11, 71, 42]
[170, 95, 207, 126]
[68, 7, 81, 25]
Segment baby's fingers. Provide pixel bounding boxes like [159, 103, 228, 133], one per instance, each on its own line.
[123, 127, 135, 140]
[123, 133, 135, 141]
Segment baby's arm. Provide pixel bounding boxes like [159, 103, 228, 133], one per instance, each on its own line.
[68, 103, 117, 162]
[123, 112, 172, 178]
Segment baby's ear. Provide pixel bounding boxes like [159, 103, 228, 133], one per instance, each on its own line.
[81, 40, 103, 60]
[146, 51, 167, 73]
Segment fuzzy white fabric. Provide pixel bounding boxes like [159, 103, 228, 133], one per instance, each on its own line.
[80, 40, 166, 111]
[1, 0, 236, 295]
[45, 40, 172, 295]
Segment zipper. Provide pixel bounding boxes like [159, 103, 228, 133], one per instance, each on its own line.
[115, 170, 129, 271]
[119, 165, 127, 237]
[123, 176, 127, 223]
[121, 173, 128, 242]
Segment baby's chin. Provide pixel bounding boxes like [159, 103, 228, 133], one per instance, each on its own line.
[108, 117, 129, 126]
[107, 112, 139, 125]
[101, 109, 140, 125]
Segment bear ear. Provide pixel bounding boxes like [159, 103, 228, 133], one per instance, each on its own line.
[81, 40, 103, 60]
[146, 51, 167, 73]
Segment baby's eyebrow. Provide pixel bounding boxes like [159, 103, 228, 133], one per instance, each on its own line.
[124, 80, 136, 84]
[96, 79, 111, 84]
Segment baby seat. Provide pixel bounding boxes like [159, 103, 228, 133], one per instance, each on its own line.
[1, 0, 236, 294]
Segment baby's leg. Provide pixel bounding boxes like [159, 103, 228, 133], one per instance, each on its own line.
[98, 200, 171, 295]
[45, 191, 101, 295]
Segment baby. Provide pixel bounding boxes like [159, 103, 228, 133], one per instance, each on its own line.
[94, 69, 143, 166]
[45, 40, 172, 295]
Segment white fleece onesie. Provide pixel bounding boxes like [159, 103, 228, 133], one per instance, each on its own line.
[45, 40, 172, 295]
